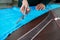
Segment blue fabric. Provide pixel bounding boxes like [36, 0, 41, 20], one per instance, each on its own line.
[0, 4, 60, 40]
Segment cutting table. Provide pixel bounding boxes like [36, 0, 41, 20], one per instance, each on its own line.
[6, 10, 60, 40]
[0, 4, 60, 40]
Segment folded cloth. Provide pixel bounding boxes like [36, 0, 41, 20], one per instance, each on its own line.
[0, 4, 60, 40]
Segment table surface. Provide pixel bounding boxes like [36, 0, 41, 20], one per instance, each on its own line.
[6, 10, 60, 40]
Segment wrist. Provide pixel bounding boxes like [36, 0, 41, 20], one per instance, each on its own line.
[23, 0, 27, 1]
[22, 0, 27, 3]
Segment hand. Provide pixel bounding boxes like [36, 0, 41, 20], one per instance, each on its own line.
[20, 0, 30, 14]
[36, 3, 45, 10]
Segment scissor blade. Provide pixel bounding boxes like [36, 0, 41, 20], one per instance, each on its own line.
[16, 7, 26, 24]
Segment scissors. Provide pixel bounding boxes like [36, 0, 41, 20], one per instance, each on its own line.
[16, 7, 27, 24]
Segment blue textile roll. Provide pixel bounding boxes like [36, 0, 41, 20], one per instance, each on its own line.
[0, 4, 60, 40]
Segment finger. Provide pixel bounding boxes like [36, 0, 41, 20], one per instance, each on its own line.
[27, 7, 30, 11]
[36, 5, 39, 10]
[37, 6, 45, 10]
[42, 6, 45, 9]
[39, 7, 43, 10]
[36, 5, 41, 10]
[25, 6, 30, 13]
[26, 8, 30, 13]
[40, 6, 45, 10]
[40, 5, 45, 10]
[20, 5, 25, 13]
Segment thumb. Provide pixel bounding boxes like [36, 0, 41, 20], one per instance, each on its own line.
[27, 7, 30, 12]
[20, 5, 25, 13]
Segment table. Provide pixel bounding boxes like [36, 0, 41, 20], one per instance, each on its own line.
[6, 8, 60, 40]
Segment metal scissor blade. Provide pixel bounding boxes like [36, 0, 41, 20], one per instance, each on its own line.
[16, 15, 25, 24]
[16, 7, 26, 24]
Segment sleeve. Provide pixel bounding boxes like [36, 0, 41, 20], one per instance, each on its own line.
[18, 0, 23, 7]
[41, 0, 51, 6]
